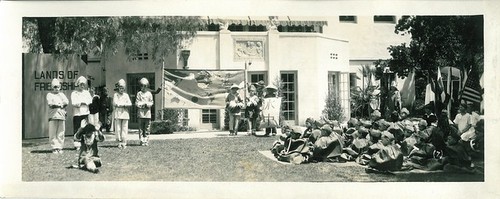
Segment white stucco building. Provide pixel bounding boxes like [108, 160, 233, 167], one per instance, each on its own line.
[23, 16, 411, 138]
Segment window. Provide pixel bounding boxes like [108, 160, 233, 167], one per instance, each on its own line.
[249, 73, 266, 84]
[281, 72, 297, 121]
[131, 53, 149, 60]
[350, 73, 358, 88]
[328, 72, 350, 121]
[328, 72, 339, 95]
[249, 72, 266, 96]
[249, 25, 266, 32]
[228, 24, 244, 31]
[206, 23, 220, 31]
[340, 72, 350, 119]
[339, 16, 357, 23]
[374, 15, 396, 23]
[202, 109, 217, 124]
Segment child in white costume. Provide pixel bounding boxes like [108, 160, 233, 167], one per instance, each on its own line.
[113, 79, 132, 149]
[46, 78, 69, 154]
[135, 78, 154, 146]
[71, 76, 93, 150]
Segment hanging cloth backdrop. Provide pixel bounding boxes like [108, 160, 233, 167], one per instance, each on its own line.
[259, 97, 282, 129]
[163, 69, 245, 109]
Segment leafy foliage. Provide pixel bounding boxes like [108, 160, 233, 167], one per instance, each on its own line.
[383, 16, 483, 103]
[22, 16, 203, 63]
[152, 109, 194, 134]
[350, 85, 379, 118]
[322, 92, 345, 122]
[386, 16, 483, 83]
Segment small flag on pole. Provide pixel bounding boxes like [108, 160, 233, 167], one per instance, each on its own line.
[461, 70, 483, 104]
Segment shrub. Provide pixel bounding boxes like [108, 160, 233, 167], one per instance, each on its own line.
[152, 108, 194, 134]
[150, 120, 176, 134]
[322, 92, 345, 122]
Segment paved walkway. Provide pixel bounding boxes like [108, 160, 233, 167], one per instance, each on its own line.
[114, 128, 284, 140]
[22, 128, 291, 146]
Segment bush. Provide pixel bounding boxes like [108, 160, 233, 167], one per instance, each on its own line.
[150, 120, 176, 134]
[322, 92, 345, 122]
[152, 109, 195, 134]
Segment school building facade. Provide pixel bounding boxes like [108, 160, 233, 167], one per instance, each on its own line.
[23, 16, 410, 138]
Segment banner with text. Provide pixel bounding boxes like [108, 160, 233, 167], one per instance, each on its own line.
[163, 69, 245, 109]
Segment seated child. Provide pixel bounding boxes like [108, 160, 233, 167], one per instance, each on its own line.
[310, 124, 344, 162]
[272, 126, 312, 164]
[73, 120, 105, 173]
[366, 131, 404, 172]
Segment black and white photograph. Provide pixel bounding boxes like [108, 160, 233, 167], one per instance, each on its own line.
[2, 1, 500, 198]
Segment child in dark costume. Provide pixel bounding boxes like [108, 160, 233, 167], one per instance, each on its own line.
[73, 120, 105, 173]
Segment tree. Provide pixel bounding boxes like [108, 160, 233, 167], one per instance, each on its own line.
[384, 16, 483, 107]
[22, 16, 204, 63]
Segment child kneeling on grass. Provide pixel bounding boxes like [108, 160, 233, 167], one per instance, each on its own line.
[72, 120, 105, 173]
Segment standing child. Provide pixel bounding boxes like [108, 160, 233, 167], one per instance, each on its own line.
[113, 79, 132, 149]
[71, 76, 93, 150]
[99, 87, 113, 132]
[46, 78, 69, 154]
[135, 78, 154, 146]
[245, 85, 261, 135]
[88, 87, 101, 126]
[226, 84, 243, 136]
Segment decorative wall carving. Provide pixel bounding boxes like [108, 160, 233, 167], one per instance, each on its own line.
[234, 39, 265, 60]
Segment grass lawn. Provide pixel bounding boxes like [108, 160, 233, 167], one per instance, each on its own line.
[22, 134, 484, 182]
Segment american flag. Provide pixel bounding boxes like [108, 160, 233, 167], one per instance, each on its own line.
[461, 70, 483, 104]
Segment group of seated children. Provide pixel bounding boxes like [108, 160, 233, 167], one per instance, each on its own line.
[271, 103, 484, 174]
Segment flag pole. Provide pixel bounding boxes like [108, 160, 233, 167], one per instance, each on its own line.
[447, 66, 451, 119]
[161, 61, 165, 120]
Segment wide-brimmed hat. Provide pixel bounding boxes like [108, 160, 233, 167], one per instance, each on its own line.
[347, 118, 359, 127]
[51, 78, 61, 88]
[377, 119, 390, 131]
[360, 120, 372, 128]
[400, 108, 409, 115]
[345, 127, 356, 135]
[320, 124, 332, 135]
[370, 129, 382, 138]
[290, 126, 303, 135]
[230, 84, 240, 90]
[371, 110, 382, 118]
[139, 77, 149, 85]
[75, 76, 87, 85]
[265, 84, 277, 90]
[358, 126, 369, 137]
[381, 131, 395, 140]
[388, 125, 403, 135]
[418, 120, 428, 127]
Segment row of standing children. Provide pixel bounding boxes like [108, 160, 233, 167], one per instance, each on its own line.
[46, 76, 154, 154]
[225, 80, 278, 136]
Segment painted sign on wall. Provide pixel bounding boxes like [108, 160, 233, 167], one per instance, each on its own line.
[23, 53, 87, 139]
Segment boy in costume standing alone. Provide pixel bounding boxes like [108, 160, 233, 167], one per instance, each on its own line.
[135, 78, 154, 146]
